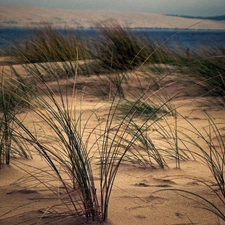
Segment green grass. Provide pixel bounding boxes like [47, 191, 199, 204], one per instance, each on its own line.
[175, 44, 225, 103]
[93, 22, 176, 72]
[10, 24, 92, 64]
[0, 66, 33, 167]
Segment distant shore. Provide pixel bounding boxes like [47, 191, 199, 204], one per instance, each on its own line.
[0, 6, 225, 30]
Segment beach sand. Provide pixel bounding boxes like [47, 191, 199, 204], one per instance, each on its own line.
[0, 6, 225, 225]
[0, 58, 224, 225]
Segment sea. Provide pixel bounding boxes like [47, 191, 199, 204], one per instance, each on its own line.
[0, 27, 225, 53]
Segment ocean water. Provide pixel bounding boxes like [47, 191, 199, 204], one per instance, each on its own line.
[0, 27, 225, 52]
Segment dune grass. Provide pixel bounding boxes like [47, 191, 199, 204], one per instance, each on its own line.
[180, 112, 225, 195]
[194, 46, 225, 101]
[0, 66, 33, 168]
[9, 24, 92, 64]
[9, 57, 181, 222]
[2, 32, 181, 222]
[9, 62, 102, 221]
[93, 22, 177, 72]
[93, 22, 147, 71]
[155, 111, 225, 223]
[0, 22, 225, 224]
[175, 44, 225, 104]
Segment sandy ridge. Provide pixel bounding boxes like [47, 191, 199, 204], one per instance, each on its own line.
[0, 5, 225, 29]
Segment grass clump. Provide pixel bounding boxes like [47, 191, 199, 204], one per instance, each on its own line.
[10, 70, 102, 221]
[177, 44, 225, 102]
[11, 24, 91, 64]
[93, 22, 180, 73]
[196, 46, 225, 100]
[94, 22, 151, 71]
[118, 99, 167, 119]
[0, 67, 32, 168]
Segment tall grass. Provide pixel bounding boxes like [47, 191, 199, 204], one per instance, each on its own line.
[176, 44, 225, 103]
[0, 66, 32, 168]
[180, 112, 225, 196]
[10, 60, 182, 222]
[10, 63, 102, 221]
[156, 110, 225, 222]
[4, 26, 184, 222]
[196, 46, 225, 101]
[93, 22, 146, 71]
[1, 22, 225, 224]
[10, 24, 91, 64]
[93, 22, 176, 72]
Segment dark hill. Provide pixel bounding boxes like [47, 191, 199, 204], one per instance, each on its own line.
[166, 14, 225, 21]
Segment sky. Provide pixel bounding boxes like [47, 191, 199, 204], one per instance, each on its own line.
[1, 0, 225, 17]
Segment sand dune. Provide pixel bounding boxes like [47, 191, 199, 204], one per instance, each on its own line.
[0, 59, 225, 224]
[0, 5, 225, 225]
[0, 5, 225, 29]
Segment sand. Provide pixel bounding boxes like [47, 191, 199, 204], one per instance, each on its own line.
[0, 6, 225, 224]
[0, 5, 225, 29]
[0, 58, 224, 225]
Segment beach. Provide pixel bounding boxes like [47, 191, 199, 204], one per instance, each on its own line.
[0, 58, 224, 224]
[0, 6, 225, 225]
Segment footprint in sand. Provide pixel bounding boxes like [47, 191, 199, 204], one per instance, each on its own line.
[134, 178, 177, 188]
[134, 182, 150, 187]
[153, 178, 177, 187]
[147, 195, 166, 204]
[7, 188, 38, 195]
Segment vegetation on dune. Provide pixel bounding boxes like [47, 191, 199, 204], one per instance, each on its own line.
[10, 24, 92, 63]
[156, 111, 225, 221]
[93, 22, 176, 71]
[0, 67, 33, 168]
[172, 44, 225, 103]
[93, 22, 148, 71]
[0, 23, 225, 224]
[191, 45, 225, 100]
[5, 61, 178, 222]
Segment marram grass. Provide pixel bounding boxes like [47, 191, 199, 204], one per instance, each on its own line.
[1, 22, 225, 224]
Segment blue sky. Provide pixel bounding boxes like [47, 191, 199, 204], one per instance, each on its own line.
[1, 0, 225, 17]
